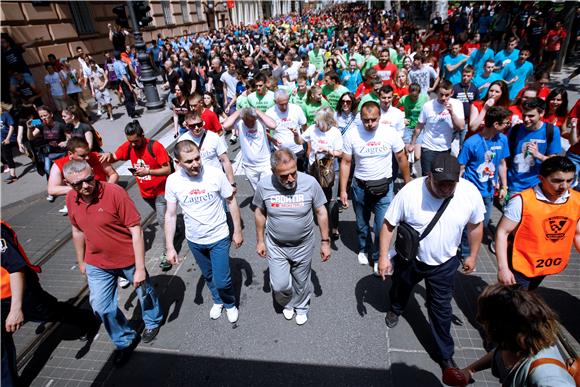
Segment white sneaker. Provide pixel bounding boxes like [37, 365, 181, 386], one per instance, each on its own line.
[229, 134, 237, 144]
[225, 306, 239, 323]
[46, 194, 55, 202]
[295, 314, 308, 325]
[373, 262, 380, 277]
[58, 205, 68, 214]
[118, 277, 131, 288]
[96, 109, 103, 116]
[282, 308, 295, 320]
[357, 252, 369, 265]
[209, 303, 223, 320]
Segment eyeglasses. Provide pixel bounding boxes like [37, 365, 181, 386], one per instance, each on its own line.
[341, 100, 353, 104]
[186, 121, 204, 129]
[68, 175, 95, 189]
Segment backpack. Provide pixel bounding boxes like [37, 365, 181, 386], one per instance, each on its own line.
[506, 123, 554, 168]
[528, 357, 580, 386]
[126, 139, 174, 173]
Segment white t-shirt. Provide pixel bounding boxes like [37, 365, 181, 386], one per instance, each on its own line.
[301, 125, 344, 166]
[237, 120, 271, 168]
[177, 130, 227, 170]
[165, 165, 233, 244]
[418, 98, 465, 151]
[220, 71, 238, 99]
[385, 177, 485, 265]
[266, 103, 307, 154]
[283, 61, 302, 82]
[343, 121, 405, 180]
[379, 105, 406, 138]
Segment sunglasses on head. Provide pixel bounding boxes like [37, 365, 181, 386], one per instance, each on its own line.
[68, 175, 95, 189]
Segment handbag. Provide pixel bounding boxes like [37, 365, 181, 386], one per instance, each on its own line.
[395, 195, 453, 262]
[310, 153, 335, 188]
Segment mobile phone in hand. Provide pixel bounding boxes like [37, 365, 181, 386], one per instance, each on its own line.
[128, 167, 137, 174]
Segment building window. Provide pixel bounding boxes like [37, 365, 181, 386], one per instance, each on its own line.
[161, 0, 173, 25]
[196, 0, 206, 21]
[69, 2, 96, 35]
[181, 1, 190, 22]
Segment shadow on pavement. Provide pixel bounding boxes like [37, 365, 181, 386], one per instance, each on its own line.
[355, 274, 390, 316]
[453, 272, 489, 344]
[92, 351, 443, 386]
[536, 287, 580, 343]
[337, 220, 358, 255]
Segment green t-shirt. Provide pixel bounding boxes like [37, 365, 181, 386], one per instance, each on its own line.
[302, 99, 331, 126]
[398, 94, 429, 129]
[352, 52, 365, 66]
[236, 94, 250, 109]
[361, 55, 379, 76]
[322, 84, 349, 111]
[358, 92, 380, 110]
[309, 49, 326, 72]
[290, 90, 308, 108]
[247, 91, 275, 112]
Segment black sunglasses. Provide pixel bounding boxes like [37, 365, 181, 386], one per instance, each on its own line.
[68, 175, 95, 189]
[186, 121, 204, 129]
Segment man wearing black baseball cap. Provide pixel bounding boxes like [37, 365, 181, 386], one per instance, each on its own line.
[377, 153, 486, 386]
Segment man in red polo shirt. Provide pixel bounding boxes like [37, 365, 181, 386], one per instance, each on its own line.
[100, 120, 173, 270]
[48, 137, 118, 214]
[64, 159, 163, 367]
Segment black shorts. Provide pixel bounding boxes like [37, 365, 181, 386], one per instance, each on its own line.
[543, 50, 559, 63]
[108, 80, 121, 90]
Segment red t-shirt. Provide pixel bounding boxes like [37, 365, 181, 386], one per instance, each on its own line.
[66, 182, 141, 269]
[461, 42, 480, 56]
[426, 37, 447, 58]
[373, 62, 398, 83]
[202, 108, 222, 134]
[54, 152, 108, 182]
[543, 113, 566, 128]
[114, 139, 170, 199]
[545, 29, 567, 52]
[355, 82, 373, 98]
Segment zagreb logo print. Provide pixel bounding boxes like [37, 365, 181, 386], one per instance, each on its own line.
[543, 216, 571, 242]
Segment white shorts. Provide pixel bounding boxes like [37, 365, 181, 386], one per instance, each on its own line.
[95, 89, 112, 105]
[244, 164, 272, 190]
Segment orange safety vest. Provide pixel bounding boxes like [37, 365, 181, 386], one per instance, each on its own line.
[1, 221, 41, 300]
[511, 188, 580, 278]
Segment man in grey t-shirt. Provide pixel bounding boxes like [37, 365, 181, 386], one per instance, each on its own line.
[253, 148, 331, 325]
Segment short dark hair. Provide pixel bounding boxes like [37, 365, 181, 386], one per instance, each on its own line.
[522, 97, 546, 113]
[67, 137, 89, 153]
[124, 120, 144, 136]
[325, 70, 340, 83]
[360, 100, 380, 113]
[408, 83, 421, 93]
[484, 106, 511, 127]
[379, 85, 394, 95]
[437, 79, 453, 91]
[539, 156, 576, 177]
[174, 139, 199, 160]
[463, 64, 475, 74]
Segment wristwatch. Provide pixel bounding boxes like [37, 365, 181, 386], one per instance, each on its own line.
[231, 182, 237, 187]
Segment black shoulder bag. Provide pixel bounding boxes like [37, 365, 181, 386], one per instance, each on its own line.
[395, 195, 453, 262]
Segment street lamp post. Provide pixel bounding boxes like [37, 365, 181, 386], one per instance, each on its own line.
[127, 2, 164, 111]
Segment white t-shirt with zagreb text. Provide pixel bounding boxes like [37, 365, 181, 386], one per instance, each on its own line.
[343, 121, 405, 180]
[177, 130, 227, 170]
[165, 165, 233, 244]
[419, 98, 465, 151]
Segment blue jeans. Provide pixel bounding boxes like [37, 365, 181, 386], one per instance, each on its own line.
[187, 236, 235, 308]
[85, 264, 162, 349]
[460, 196, 493, 257]
[420, 148, 450, 177]
[351, 178, 393, 262]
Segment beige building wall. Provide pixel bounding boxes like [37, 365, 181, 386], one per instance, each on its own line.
[0, 0, 229, 102]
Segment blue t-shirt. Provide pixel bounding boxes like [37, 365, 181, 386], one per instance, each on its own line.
[1, 112, 16, 142]
[472, 72, 502, 97]
[494, 49, 520, 72]
[458, 132, 510, 197]
[507, 123, 562, 193]
[467, 48, 495, 75]
[502, 60, 534, 100]
[340, 69, 362, 93]
[113, 60, 128, 80]
[442, 53, 468, 85]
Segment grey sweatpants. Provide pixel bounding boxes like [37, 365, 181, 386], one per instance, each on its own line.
[266, 233, 314, 315]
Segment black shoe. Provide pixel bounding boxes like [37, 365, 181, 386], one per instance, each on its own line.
[438, 358, 458, 370]
[142, 326, 160, 343]
[79, 320, 100, 342]
[113, 335, 140, 367]
[385, 310, 399, 328]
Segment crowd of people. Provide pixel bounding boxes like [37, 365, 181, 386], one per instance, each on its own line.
[2, 2, 580, 387]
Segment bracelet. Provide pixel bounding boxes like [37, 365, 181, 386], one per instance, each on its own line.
[321, 239, 330, 243]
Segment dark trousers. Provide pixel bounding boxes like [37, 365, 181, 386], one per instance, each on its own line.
[420, 148, 450, 177]
[120, 81, 136, 116]
[1, 283, 96, 387]
[389, 255, 460, 361]
[1, 143, 16, 169]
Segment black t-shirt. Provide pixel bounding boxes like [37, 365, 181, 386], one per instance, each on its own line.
[38, 121, 68, 152]
[70, 122, 101, 152]
[207, 69, 223, 94]
[452, 83, 479, 120]
[112, 32, 126, 52]
[181, 68, 202, 95]
[171, 97, 190, 127]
